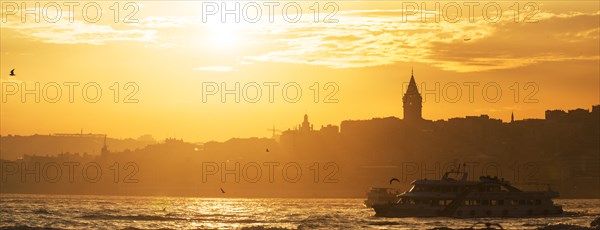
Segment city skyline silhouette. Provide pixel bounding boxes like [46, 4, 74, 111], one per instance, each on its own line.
[1, 1, 599, 228]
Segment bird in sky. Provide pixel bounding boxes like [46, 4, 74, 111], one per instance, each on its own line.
[266, 148, 269, 152]
[9, 69, 15, 76]
[220, 187, 226, 193]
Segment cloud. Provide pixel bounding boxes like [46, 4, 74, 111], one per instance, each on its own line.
[193, 66, 236, 72]
[1, 9, 156, 45]
[425, 12, 600, 72]
[127, 16, 195, 29]
[2, 5, 597, 72]
[244, 10, 600, 72]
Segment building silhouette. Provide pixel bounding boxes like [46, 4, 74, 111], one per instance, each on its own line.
[299, 114, 314, 133]
[403, 69, 423, 121]
[1, 105, 598, 198]
[279, 114, 340, 156]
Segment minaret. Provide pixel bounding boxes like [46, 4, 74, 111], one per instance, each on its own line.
[101, 134, 109, 155]
[403, 68, 423, 121]
[511, 112, 514, 123]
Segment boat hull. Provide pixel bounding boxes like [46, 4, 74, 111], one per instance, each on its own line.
[373, 204, 563, 218]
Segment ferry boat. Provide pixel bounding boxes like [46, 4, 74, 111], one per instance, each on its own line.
[372, 166, 563, 218]
[364, 187, 401, 208]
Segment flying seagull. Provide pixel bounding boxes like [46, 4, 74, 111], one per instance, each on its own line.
[463, 38, 471, 42]
[220, 187, 226, 193]
[389, 178, 400, 184]
[266, 148, 269, 152]
[9, 69, 15, 76]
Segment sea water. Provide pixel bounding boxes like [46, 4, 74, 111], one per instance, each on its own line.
[1, 194, 598, 229]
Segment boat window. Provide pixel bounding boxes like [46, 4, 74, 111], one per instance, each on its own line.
[535, 200, 542, 205]
[498, 200, 504, 205]
[519, 200, 526, 205]
[482, 200, 490, 205]
[527, 200, 534, 205]
[490, 200, 497, 205]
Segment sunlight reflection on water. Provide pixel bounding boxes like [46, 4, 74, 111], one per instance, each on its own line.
[0, 194, 598, 229]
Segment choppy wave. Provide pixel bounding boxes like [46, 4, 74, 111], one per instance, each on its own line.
[32, 209, 51, 215]
[80, 214, 190, 221]
[0, 225, 61, 230]
[1, 194, 599, 230]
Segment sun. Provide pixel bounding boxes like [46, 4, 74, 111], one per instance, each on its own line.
[205, 22, 245, 49]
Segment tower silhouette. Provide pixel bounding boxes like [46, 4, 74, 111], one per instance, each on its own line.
[403, 69, 423, 121]
[300, 114, 313, 132]
[101, 134, 109, 155]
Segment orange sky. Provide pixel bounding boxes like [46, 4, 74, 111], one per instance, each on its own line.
[1, 1, 599, 142]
